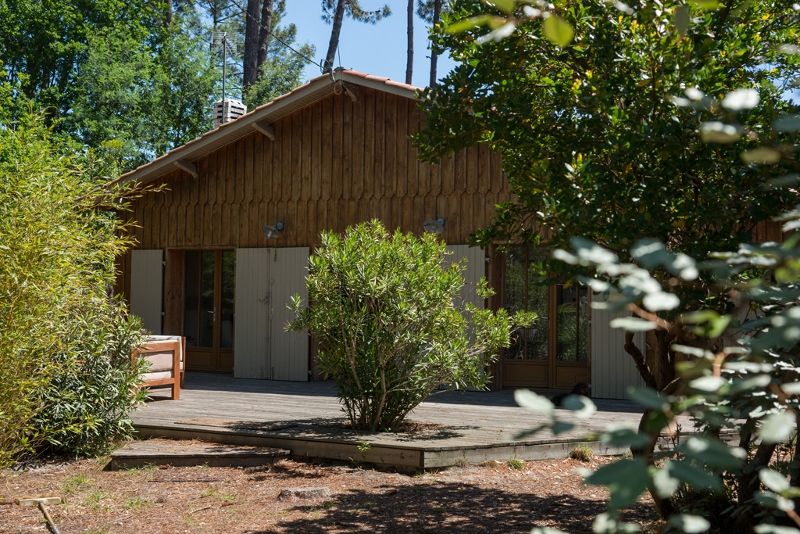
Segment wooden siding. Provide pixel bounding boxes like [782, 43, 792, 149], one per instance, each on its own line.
[123, 88, 508, 253]
[590, 295, 645, 399]
[130, 249, 164, 335]
[234, 248, 270, 379]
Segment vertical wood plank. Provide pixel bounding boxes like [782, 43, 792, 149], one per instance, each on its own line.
[373, 90, 386, 201]
[383, 93, 397, 199]
[395, 96, 408, 199]
[363, 88, 376, 200]
[291, 110, 303, 203]
[301, 106, 313, 202]
[351, 89, 364, 200]
[311, 101, 322, 203]
[342, 95, 353, 201]
[320, 97, 333, 202]
[331, 93, 344, 202]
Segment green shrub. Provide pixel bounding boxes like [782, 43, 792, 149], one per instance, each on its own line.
[290, 220, 533, 431]
[0, 116, 145, 463]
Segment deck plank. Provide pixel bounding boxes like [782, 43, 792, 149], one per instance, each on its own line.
[133, 372, 685, 468]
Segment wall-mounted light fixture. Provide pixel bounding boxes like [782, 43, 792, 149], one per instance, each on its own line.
[262, 221, 284, 239]
[423, 217, 445, 235]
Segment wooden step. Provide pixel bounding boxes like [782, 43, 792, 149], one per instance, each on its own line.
[108, 439, 290, 470]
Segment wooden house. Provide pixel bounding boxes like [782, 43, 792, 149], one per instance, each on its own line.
[117, 69, 656, 398]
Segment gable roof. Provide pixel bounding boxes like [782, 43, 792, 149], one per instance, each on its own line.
[119, 70, 420, 185]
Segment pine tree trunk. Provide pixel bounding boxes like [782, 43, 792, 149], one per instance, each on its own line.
[405, 0, 413, 85]
[243, 0, 261, 89]
[429, 0, 441, 87]
[323, 0, 347, 73]
[256, 0, 275, 75]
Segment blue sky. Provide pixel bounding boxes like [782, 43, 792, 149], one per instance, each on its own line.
[281, 3, 457, 88]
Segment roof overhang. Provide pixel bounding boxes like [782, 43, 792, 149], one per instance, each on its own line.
[118, 70, 420, 185]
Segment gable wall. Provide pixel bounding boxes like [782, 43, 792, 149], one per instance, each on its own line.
[124, 88, 508, 255]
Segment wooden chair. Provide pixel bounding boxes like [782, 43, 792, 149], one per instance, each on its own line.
[132, 336, 185, 400]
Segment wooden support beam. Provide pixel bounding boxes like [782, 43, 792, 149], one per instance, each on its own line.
[173, 159, 197, 178]
[253, 120, 276, 141]
[342, 82, 358, 103]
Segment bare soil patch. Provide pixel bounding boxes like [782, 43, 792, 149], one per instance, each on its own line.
[0, 441, 658, 533]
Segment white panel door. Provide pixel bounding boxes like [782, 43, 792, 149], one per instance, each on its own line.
[234, 249, 270, 379]
[130, 249, 163, 335]
[590, 294, 645, 399]
[268, 247, 310, 381]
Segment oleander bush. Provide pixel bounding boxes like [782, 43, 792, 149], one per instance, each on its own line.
[289, 220, 534, 431]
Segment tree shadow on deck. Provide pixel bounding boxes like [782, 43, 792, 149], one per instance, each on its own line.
[254, 481, 656, 533]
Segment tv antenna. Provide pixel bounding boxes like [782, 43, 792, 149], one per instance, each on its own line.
[212, 31, 237, 101]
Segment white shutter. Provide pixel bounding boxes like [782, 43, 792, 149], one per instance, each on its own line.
[234, 248, 270, 379]
[268, 247, 310, 381]
[590, 294, 645, 399]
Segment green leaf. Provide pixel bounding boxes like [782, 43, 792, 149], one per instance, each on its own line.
[688, 376, 727, 393]
[542, 15, 574, 48]
[676, 437, 746, 470]
[600, 427, 651, 449]
[755, 491, 795, 512]
[781, 382, 800, 395]
[610, 317, 656, 331]
[760, 411, 797, 444]
[666, 459, 724, 491]
[699, 121, 743, 143]
[651, 464, 680, 498]
[514, 389, 554, 414]
[642, 291, 680, 312]
[760, 468, 790, 493]
[689, 0, 721, 8]
[593, 512, 642, 533]
[674, 5, 690, 37]
[552, 420, 575, 434]
[667, 514, 711, 533]
[562, 395, 597, 419]
[584, 458, 646, 485]
[628, 387, 670, 411]
[773, 115, 800, 132]
[721, 88, 760, 110]
[447, 15, 495, 34]
[585, 459, 650, 510]
[741, 147, 782, 164]
[531, 529, 569, 534]
[482, 0, 516, 14]
[754, 525, 800, 534]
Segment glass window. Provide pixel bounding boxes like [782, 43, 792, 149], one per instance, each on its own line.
[505, 246, 548, 360]
[504, 246, 589, 362]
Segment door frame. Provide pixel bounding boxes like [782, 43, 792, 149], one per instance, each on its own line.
[181, 249, 235, 373]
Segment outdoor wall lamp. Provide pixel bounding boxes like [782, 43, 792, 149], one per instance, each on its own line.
[262, 221, 284, 239]
[423, 217, 445, 235]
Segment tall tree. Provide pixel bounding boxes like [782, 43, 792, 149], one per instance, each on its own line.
[405, 0, 413, 84]
[416, 0, 443, 86]
[321, 0, 390, 74]
[243, 4, 315, 108]
[417, 0, 800, 392]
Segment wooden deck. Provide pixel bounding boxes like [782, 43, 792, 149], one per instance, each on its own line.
[132, 373, 666, 469]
